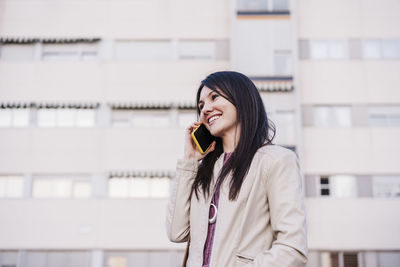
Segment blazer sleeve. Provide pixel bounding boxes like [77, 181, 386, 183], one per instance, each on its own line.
[246, 150, 308, 267]
[166, 158, 199, 243]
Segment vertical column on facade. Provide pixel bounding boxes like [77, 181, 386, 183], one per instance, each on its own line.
[91, 173, 108, 198]
[97, 103, 112, 128]
[97, 40, 114, 60]
[91, 250, 104, 267]
[33, 42, 42, 61]
[16, 250, 26, 267]
[170, 107, 179, 128]
[23, 174, 33, 198]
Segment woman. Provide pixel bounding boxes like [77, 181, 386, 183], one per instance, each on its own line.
[166, 71, 307, 267]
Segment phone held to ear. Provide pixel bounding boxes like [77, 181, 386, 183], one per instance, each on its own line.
[191, 123, 215, 154]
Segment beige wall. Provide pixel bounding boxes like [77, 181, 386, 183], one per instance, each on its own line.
[1, 198, 399, 251]
[0, 128, 186, 173]
[0, 0, 230, 39]
[0, 61, 230, 103]
[0, 198, 184, 250]
[306, 198, 400, 250]
[303, 127, 400, 174]
[298, 0, 400, 38]
[300, 61, 400, 105]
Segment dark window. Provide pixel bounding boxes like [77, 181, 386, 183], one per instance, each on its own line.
[331, 252, 340, 267]
[321, 189, 330, 195]
[320, 177, 329, 184]
[344, 253, 358, 267]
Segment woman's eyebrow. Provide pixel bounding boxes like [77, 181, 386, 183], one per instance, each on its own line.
[199, 91, 214, 103]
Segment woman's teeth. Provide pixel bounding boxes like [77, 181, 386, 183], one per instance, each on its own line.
[209, 116, 220, 123]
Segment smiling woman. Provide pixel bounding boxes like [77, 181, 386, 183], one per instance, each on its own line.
[166, 71, 308, 267]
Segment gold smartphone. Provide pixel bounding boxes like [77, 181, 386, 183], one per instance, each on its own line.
[191, 124, 215, 154]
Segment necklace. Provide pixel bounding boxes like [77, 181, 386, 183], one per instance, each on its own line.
[209, 203, 217, 224]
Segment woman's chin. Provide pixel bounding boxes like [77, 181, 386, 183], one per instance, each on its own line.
[210, 128, 223, 137]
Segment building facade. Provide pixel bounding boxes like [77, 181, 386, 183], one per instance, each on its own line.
[0, 0, 399, 267]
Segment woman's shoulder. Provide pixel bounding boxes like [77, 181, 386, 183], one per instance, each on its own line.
[255, 144, 297, 163]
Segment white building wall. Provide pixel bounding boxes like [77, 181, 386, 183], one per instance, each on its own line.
[298, 0, 400, 39]
[1, 0, 400, 266]
[0, 61, 230, 102]
[0, 0, 230, 39]
[300, 61, 400, 105]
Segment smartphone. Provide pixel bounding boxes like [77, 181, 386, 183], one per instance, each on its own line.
[191, 123, 215, 154]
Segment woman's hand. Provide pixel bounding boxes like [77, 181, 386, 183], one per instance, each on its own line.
[184, 122, 216, 161]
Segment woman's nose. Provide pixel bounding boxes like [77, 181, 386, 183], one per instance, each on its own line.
[201, 103, 213, 117]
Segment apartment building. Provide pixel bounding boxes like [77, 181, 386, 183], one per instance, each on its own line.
[0, 0, 399, 267]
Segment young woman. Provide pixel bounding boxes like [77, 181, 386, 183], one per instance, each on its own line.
[166, 71, 308, 267]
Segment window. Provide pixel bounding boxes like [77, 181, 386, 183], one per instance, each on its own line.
[0, 44, 35, 61]
[0, 108, 30, 128]
[115, 40, 173, 60]
[310, 41, 329, 59]
[274, 51, 293, 76]
[42, 44, 80, 61]
[37, 108, 57, 127]
[109, 177, 170, 198]
[310, 40, 348, 59]
[368, 106, 400, 127]
[111, 109, 171, 128]
[26, 251, 90, 267]
[178, 111, 196, 128]
[329, 40, 348, 59]
[237, 0, 268, 11]
[131, 111, 170, 128]
[107, 256, 127, 267]
[320, 176, 330, 196]
[32, 176, 91, 199]
[378, 252, 400, 267]
[0, 175, 24, 198]
[104, 251, 184, 267]
[362, 40, 381, 59]
[382, 40, 400, 59]
[150, 178, 170, 198]
[37, 108, 96, 128]
[321, 252, 359, 267]
[111, 110, 132, 127]
[318, 175, 358, 197]
[330, 175, 357, 198]
[76, 109, 96, 127]
[0, 251, 18, 267]
[372, 176, 400, 198]
[313, 106, 352, 127]
[42, 43, 98, 61]
[343, 253, 359, 267]
[363, 39, 400, 59]
[321, 252, 340, 267]
[273, 0, 289, 11]
[179, 40, 215, 60]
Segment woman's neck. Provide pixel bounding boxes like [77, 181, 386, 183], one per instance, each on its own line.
[222, 126, 240, 153]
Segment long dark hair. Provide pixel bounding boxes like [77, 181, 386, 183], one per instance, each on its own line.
[191, 71, 276, 200]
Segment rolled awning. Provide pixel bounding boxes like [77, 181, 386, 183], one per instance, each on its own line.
[0, 37, 101, 44]
[250, 76, 294, 92]
[108, 170, 175, 178]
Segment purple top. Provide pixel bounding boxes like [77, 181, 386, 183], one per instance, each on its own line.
[202, 152, 232, 267]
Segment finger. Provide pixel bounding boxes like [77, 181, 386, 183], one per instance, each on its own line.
[207, 141, 217, 153]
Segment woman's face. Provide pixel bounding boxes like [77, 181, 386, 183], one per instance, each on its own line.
[198, 86, 238, 138]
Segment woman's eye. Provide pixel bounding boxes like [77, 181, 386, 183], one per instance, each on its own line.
[199, 105, 204, 110]
[211, 94, 219, 100]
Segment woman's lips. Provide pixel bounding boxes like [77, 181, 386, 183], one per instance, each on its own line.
[208, 115, 221, 126]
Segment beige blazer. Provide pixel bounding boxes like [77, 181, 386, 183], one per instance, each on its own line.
[166, 145, 308, 267]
